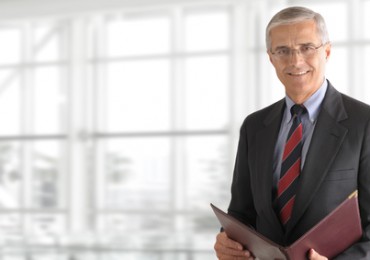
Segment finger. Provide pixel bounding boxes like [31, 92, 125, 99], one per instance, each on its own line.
[219, 247, 252, 258]
[216, 248, 253, 258]
[215, 233, 245, 256]
[215, 232, 254, 258]
[308, 249, 327, 260]
[217, 232, 244, 250]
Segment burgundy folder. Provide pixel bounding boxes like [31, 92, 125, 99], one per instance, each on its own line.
[211, 192, 362, 260]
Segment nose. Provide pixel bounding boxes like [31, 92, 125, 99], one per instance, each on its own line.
[290, 49, 302, 56]
[289, 50, 305, 64]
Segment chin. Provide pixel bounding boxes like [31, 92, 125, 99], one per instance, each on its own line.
[285, 80, 309, 89]
[285, 82, 312, 95]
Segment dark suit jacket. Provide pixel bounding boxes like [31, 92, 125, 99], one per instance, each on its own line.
[228, 81, 370, 259]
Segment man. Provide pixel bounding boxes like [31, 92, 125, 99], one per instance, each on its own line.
[214, 6, 370, 260]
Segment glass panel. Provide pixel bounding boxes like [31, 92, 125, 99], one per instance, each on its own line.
[86, 20, 96, 60]
[0, 69, 21, 135]
[24, 214, 65, 245]
[99, 138, 170, 210]
[184, 56, 229, 130]
[192, 253, 216, 260]
[364, 1, 370, 39]
[101, 252, 175, 260]
[97, 213, 173, 247]
[184, 136, 230, 210]
[0, 214, 23, 245]
[326, 46, 348, 94]
[29, 254, 65, 260]
[33, 25, 62, 62]
[299, 3, 347, 42]
[0, 28, 21, 64]
[185, 10, 230, 52]
[106, 15, 170, 56]
[1, 256, 26, 260]
[258, 51, 285, 108]
[170, 214, 219, 253]
[0, 142, 21, 209]
[30, 141, 64, 209]
[105, 60, 170, 132]
[63, 253, 97, 260]
[33, 67, 65, 134]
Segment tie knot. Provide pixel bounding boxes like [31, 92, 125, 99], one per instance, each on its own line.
[291, 104, 306, 117]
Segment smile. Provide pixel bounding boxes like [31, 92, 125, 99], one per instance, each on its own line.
[288, 71, 310, 76]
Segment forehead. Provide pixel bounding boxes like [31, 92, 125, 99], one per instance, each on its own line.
[269, 20, 320, 47]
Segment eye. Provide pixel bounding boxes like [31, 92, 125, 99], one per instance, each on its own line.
[275, 48, 290, 56]
[300, 45, 315, 53]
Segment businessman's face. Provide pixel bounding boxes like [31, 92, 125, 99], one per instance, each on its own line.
[268, 19, 331, 104]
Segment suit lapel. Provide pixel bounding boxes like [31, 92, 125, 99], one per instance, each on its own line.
[255, 99, 285, 232]
[285, 83, 348, 235]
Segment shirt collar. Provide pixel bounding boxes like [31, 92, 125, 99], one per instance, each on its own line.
[284, 79, 328, 124]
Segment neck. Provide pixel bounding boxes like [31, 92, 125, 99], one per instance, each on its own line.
[287, 93, 310, 105]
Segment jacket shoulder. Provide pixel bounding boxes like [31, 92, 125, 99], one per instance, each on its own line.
[243, 99, 285, 127]
[341, 93, 370, 116]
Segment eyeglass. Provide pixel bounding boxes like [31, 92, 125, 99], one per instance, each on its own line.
[270, 43, 325, 60]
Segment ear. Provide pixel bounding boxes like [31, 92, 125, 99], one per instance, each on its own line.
[267, 50, 274, 64]
[324, 42, 332, 61]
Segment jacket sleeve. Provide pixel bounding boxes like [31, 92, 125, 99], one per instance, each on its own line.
[227, 118, 257, 228]
[334, 117, 370, 259]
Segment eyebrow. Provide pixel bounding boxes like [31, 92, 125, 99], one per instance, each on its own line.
[273, 42, 317, 50]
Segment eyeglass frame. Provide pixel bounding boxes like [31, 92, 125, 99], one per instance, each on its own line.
[269, 42, 329, 60]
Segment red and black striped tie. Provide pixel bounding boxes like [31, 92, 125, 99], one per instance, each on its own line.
[277, 104, 306, 226]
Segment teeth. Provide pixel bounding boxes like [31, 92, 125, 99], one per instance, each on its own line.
[289, 71, 308, 76]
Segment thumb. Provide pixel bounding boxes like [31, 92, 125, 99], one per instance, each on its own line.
[308, 249, 318, 259]
[309, 249, 327, 260]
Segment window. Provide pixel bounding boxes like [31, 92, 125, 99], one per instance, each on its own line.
[92, 7, 233, 259]
[0, 0, 369, 259]
[0, 21, 68, 248]
[0, 2, 235, 259]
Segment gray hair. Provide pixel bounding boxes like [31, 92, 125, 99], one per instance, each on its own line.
[266, 6, 330, 50]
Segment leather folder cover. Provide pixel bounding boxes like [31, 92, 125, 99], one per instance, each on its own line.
[211, 193, 362, 260]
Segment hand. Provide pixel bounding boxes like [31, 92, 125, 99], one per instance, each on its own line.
[308, 249, 328, 260]
[214, 231, 254, 259]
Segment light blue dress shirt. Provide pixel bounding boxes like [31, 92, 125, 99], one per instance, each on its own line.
[272, 79, 328, 194]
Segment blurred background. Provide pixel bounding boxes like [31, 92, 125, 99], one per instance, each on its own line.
[0, 0, 369, 259]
